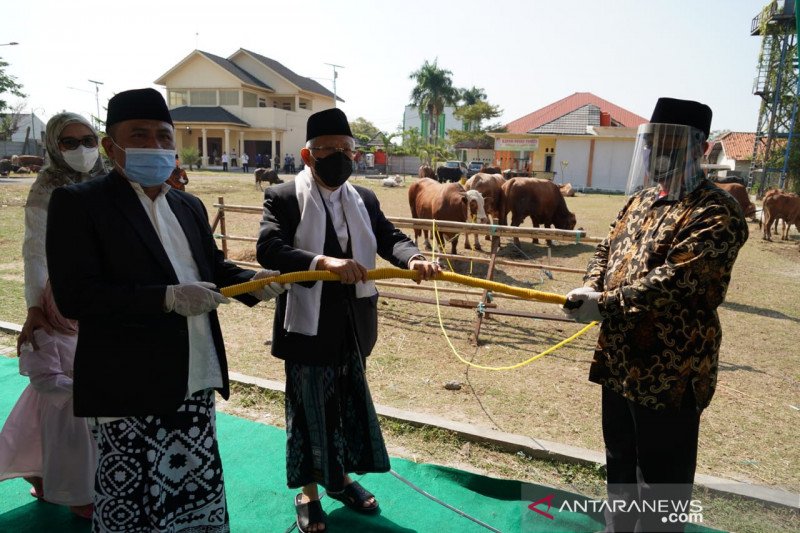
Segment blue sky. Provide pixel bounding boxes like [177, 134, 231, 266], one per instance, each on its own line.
[2, 0, 770, 134]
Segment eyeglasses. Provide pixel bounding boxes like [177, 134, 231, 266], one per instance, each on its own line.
[309, 146, 356, 158]
[58, 135, 98, 150]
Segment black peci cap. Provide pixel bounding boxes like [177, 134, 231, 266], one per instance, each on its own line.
[306, 108, 353, 141]
[650, 97, 712, 138]
[106, 88, 173, 130]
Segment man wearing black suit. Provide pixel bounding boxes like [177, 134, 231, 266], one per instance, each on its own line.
[257, 108, 439, 533]
[46, 88, 284, 532]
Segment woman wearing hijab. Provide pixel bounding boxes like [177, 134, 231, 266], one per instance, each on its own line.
[16, 112, 105, 353]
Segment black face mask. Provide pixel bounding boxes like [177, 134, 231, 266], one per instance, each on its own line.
[313, 152, 353, 187]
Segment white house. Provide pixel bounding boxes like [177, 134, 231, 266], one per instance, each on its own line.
[494, 92, 648, 190]
[155, 49, 340, 167]
[706, 132, 755, 177]
[402, 105, 464, 143]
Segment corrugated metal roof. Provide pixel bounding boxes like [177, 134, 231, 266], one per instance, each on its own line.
[197, 51, 273, 91]
[169, 106, 250, 126]
[530, 104, 599, 135]
[506, 92, 648, 134]
[237, 49, 342, 101]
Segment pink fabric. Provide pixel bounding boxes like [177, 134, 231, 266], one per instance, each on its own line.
[0, 331, 95, 506]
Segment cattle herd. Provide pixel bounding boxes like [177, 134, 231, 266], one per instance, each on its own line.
[404, 165, 799, 254]
[408, 168, 579, 253]
[0, 155, 44, 177]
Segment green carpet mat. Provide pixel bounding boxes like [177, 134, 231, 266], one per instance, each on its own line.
[0, 356, 722, 532]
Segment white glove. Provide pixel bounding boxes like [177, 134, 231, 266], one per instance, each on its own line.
[165, 282, 230, 317]
[249, 269, 288, 302]
[562, 287, 603, 323]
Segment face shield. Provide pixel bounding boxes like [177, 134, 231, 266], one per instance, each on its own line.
[626, 123, 706, 201]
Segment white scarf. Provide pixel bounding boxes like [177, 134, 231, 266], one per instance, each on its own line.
[285, 169, 377, 336]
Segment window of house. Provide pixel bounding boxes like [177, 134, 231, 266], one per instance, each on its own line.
[169, 90, 188, 107]
[190, 90, 216, 106]
[258, 97, 267, 108]
[243, 92, 257, 107]
[219, 90, 239, 105]
[282, 102, 291, 111]
[299, 101, 308, 110]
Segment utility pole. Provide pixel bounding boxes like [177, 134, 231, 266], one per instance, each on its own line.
[88, 79, 104, 128]
[324, 63, 344, 107]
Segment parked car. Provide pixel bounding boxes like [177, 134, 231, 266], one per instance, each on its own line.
[467, 161, 484, 177]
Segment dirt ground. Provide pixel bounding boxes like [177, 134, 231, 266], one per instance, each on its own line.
[0, 172, 798, 493]
[185, 172, 800, 493]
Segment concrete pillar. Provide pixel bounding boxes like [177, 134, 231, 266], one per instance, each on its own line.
[271, 130, 277, 167]
[294, 95, 299, 111]
[201, 128, 208, 167]
[239, 131, 245, 159]
[224, 128, 230, 158]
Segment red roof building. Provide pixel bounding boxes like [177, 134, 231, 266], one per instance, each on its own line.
[506, 92, 648, 134]
[707, 132, 756, 177]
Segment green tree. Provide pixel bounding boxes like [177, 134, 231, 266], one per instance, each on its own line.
[349, 117, 381, 140]
[0, 57, 24, 114]
[454, 100, 502, 133]
[180, 146, 201, 171]
[459, 86, 487, 106]
[0, 101, 24, 141]
[409, 59, 459, 146]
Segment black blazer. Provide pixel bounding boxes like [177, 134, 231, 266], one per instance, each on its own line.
[46, 171, 258, 417]
[257, 181, 420, 365]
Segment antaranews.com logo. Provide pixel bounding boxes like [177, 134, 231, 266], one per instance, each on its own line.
[524, 491, 703, 531]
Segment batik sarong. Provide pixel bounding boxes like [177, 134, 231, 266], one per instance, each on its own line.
[92, 389, 228, 532]
[284, 348, 390, 492]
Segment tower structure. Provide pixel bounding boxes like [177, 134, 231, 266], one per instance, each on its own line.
[749, 0, 798, 193]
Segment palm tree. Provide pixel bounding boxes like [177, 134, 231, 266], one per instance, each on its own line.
[459, 86, 487, 106]
[409, 59, 459, 146]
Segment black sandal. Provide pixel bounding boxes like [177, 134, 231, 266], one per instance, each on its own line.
[294, 494, 327, 533]
[327, 481, 379, 514]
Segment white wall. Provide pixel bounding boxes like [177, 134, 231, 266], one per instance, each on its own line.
[591, 140, 635, 191]
[554, 139, 590, 187]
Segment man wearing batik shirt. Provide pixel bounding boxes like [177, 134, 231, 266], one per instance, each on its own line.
[564, 98, 748, 533]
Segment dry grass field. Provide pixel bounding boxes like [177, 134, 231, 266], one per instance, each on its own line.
[1, 171, 798, 499]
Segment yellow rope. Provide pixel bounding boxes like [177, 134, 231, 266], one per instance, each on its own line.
[220, 267, 568, 304]
[220, 251, 599, 370]
[423, 219, 599, 370]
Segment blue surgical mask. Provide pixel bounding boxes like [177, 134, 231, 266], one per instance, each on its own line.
[114, 144, 176, 187]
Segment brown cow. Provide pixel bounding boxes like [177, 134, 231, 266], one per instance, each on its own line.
[713, 182, 756, 218]
[17, 155, 44, 167]
[763, 192, 800, 240]
[408, 178, 487, 254]
[465, 172, 505, 246]
[559, 183, 575, 197]
[418, 165, 435, 179]
[502, 177, 577, 246]
[480, 165, 501, 174]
